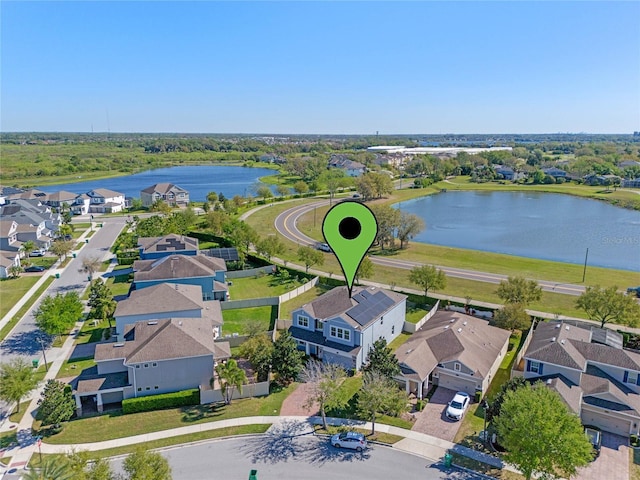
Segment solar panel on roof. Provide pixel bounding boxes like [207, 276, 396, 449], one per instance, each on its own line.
[346, 291, 397, 326]
[207, 248, 239, 261]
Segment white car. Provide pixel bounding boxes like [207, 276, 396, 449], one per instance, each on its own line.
[317, 243, 332, 253]
[445, 392, 470, 421]
[331, 431, 368, 451]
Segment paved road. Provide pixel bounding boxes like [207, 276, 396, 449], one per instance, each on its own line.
[110, 435, 484, 480]
[273, 200, 588, 296]
[0, 215, 127, 418]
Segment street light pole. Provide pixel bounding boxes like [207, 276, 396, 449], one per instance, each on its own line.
[582, 247, 589, 283]
[38, 334, 49, 372]
[482, 399, 489, 446]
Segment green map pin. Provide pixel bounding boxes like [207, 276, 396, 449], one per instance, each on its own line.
[322, 201, 378, 297]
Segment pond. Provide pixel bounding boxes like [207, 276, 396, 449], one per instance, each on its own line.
[396, 191, 640, 272]
[35, 165, 278, 202]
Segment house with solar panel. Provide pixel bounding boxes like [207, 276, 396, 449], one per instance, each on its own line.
[138, 234, 199, 260]
[288, 286, 407, 371]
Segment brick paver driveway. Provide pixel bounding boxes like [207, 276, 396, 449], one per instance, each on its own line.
[411, 387, 464, 442]
[279, 383, 319, 416]
[575, 433, 629, 480]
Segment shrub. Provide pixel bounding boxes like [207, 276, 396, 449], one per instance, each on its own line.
[122, 388, 200, 414]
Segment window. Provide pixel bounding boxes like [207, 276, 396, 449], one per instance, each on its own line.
[391, 325, 395, 334]
[144, 363, 149, 368]
[528, 361, 541, 374]
[137, 387, 142, 392]
[152, 362, 158, 367]
[145, 387, 151, 390]
[330, 326, 350, 341]
[626, 371, 640, 385]
[154, 386, 159, 390]
[454, 363, 461, 372]
[298, 315, 309, 328]
[135, 365, 140, 369]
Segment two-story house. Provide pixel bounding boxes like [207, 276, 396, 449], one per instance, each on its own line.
[132, 254, 228, 301]
[138, 234, 199, 260]
[515, 321, 640, 437]
[0, 201, 59, 251]
[288, 286, 406, 371]
[86, 188, 126, 213]
[328, 155, 366, 177]
[395, 311, 510, 399]
[113, 283, 223, 340]
[45, 190, 78, 211]
[140, 183, 190, 208]
[73, 316, 231, 416]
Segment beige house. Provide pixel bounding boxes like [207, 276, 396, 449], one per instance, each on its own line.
[514, 321, 640, 437]
[141, 183, 190, 207]
[395, 311, 510, 399]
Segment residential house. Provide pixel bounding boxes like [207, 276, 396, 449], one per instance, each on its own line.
[113, 283, 223, 339]
[0, 220, 21, 254]
[140, 183, 190, 208]
[619, 161, 640, 169]
[138, 234, 199, 260]
[328, 155, 366, 177]
[514, 320, 640, 437]
[583, 174, 622, 186]
[132, 254, 228, 301]
[395, 311, 510, 399]
[0, 252, 21, 279]
[623, 178, 640, 189]
[542, 167, 568, 180]
[73, 316, 231, 415]
[495, 165, 525, 181]
[70, 193, 91, 215]
[86, 188, 126, 213]
[7, 188, 48, 202]
[45, 190, 78, 210]
[288, 286, 407, 371]
[0, 201, 60, 251]
[259, 154, 286, 165]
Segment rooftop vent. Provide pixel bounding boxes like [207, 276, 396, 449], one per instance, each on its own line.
[546, 379, 552, 385]
[555, 324, 562, 329]
[114, 343, 125, 347]
[463, 321, 467, 326]
[405, 349, 413, 354]
[561, 340, 565, 345]
[565, 326, 570, 331]
[450, 319, 456, 323]
[457, 328, 462, 333]
[444, 325, 449, 329]
[551, 337, 556, 342]
[178, 321, 183, 326]
[148, 321, 158, 325]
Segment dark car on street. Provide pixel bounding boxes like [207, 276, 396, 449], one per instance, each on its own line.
[627, 286, 640, 298]
[24, 265, 45, 273]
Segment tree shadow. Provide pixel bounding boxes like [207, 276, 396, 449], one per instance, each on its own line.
[0, 329, 51, 356]
[180, 404, 225, 423]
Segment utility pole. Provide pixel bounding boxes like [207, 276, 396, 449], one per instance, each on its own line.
[38, 334, 49, 372]
[582, 247, 589, 283]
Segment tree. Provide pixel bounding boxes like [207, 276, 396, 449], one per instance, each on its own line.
[35, 292, 83, 337]
[238, 334, 273, 382]
[300, 360, 349, 430]
[256, 185, 273, 200]
[357, 372, 409, 434]
[256, 236, 285, 261]
[37, 379, 76, 430]
[492, 303, 532, 331]
[297, 246, 324, 273]
[57, 223, 74, 240]
[205, 210, 230, 236]
[319, 169, 348, 203]
[370, 204, 400, 250]
[496, 276, 542, 306]
[397, 212, 425, 249]
[206, 191, 218, 204]
[0, 358, 38, 413]
[362, 338, 400, 379]
[576, 285, 640, 328]
[224, 220, 258, 260]
[122, 447, 172, 480]
[79, 256, 102, 281]
[214, 359, 248, 405]
[354, 256, 374, 284]
[494, 383, 593, 480]
[150, 199, 172, 215]
[21, 240, 37, 258]
[22, 457, 73, 480]
[87, 279, 116, 328]
[271, 330, 305, 385]
[409, 265, 446, 300]
[86, 458, 115, 480]
[293, 181, 309, 195]
[50, 239, 74, 261]
[485, 376, 527, 422]
[276, 185, 290, 197]
[8, 265, 21, 278]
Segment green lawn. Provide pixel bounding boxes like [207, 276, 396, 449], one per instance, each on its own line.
[75, 317, 112, 345]
[486, 330, 526, 401]
[0, 276, 39, 318]
[279, 284, 332, 320]
[105, 274, 132, 297]
[8, 401, 31, 424]
[56, 356, 97, 379]
[388, 332, 412, 352]
[228, 273, 306, 300]
[222, 306, 277, 334]
[0, 432, 17, 449]
[40, 383, 297, 444]
[0, 276, 54, 341]
[405, 303, 430, 324]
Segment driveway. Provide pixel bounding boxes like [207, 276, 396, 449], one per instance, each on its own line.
[411, 387, 463, 442]
[279, 383, 319, 416]
[575, 433, 629, 480]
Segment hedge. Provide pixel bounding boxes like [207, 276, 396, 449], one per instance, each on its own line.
[122, 388, 200, 414]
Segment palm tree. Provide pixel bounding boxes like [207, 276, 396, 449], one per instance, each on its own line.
[22, 457, 73, 480]
[214, 359, 247, 405]
[8, 265, 22, 278]
[21, 240, 36, 259]
[78, 256, 101, 281]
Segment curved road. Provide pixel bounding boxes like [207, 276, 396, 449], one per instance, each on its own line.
[273, 200, 587, 296]
[110, 435, 484, 480]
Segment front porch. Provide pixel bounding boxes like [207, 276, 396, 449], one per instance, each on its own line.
[73, 371, 130, 417]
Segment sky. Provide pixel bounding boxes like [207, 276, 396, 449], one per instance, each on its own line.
[2, 1, 639, 134]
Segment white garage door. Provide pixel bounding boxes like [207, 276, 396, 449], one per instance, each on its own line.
[437, 373, 476, 396]
[581, 410, 631, 437]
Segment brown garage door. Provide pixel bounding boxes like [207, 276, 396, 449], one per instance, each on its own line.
[581, 410, 630, 437]
[437, 373, 476, 396]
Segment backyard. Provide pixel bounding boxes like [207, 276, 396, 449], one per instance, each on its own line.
[221, 305, 278, 335]
[228, 272, 310, 300]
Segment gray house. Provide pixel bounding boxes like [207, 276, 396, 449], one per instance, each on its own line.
[113, 282, 223, 340]
[138, 234, 199, 260]
[514, 321, 640, 437]
[73, 316, 231, 415]
[395, 311, 510, 399]
[132, 254, 228, 301]
[140, 183, 190, 207]
[288, 286, 406, 371]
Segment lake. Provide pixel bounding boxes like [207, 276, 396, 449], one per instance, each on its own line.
[396, 191, 640, 272]
[35, 165, 278, 202]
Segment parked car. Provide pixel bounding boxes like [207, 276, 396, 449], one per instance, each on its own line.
[627, 286, 640, 298]
[24, 265, 45, 273]
[29, 249, 45, 257]
[331, 431, 368, 452]
[445, 392, 470, 421]
[584, 426, 602, 460]
[316, 242, 332, 253]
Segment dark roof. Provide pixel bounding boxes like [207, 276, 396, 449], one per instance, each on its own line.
[102, 267, 134, 279]
[133, 254, 226, 282]
[205, 248, 240, 261]
[570, 340, 640, 370]
[138, 234, 198, 253]
[75, 372, 130, 394]
[289, 326, 362, 355]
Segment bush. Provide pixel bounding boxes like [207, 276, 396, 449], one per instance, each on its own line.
[122, 388, 200, 414]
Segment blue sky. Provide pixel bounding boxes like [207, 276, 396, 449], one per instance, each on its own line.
[2, 1, 639, 134]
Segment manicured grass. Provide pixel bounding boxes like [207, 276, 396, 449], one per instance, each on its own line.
[0, 457, 11, 467]
[0, 276, 54, 341]
[0, 276, 39, 318]
[56, 356, 97, 379]
[453, 402, 486, 446]
[228, 273, 305, 300]
[8, 401, 31, 424]
[486, 330, 526, 401]
[405, 304, 430, 324]
[221, 306, 277, 334]
[388, 332, 412, 352]
[105, 274, 132, 297]
[40, 383, 297, 444]
[75, 317, 112, 344]
[449, 451, 523, 479]
[28, 257, 57, 269]
[314, 425, 403, 445]
[279, 284, 332, 320]
[0, 432, 17, 449]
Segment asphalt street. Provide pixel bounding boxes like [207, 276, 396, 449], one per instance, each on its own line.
[273, 200, 588, 296]
[110, 435, 485, 480]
